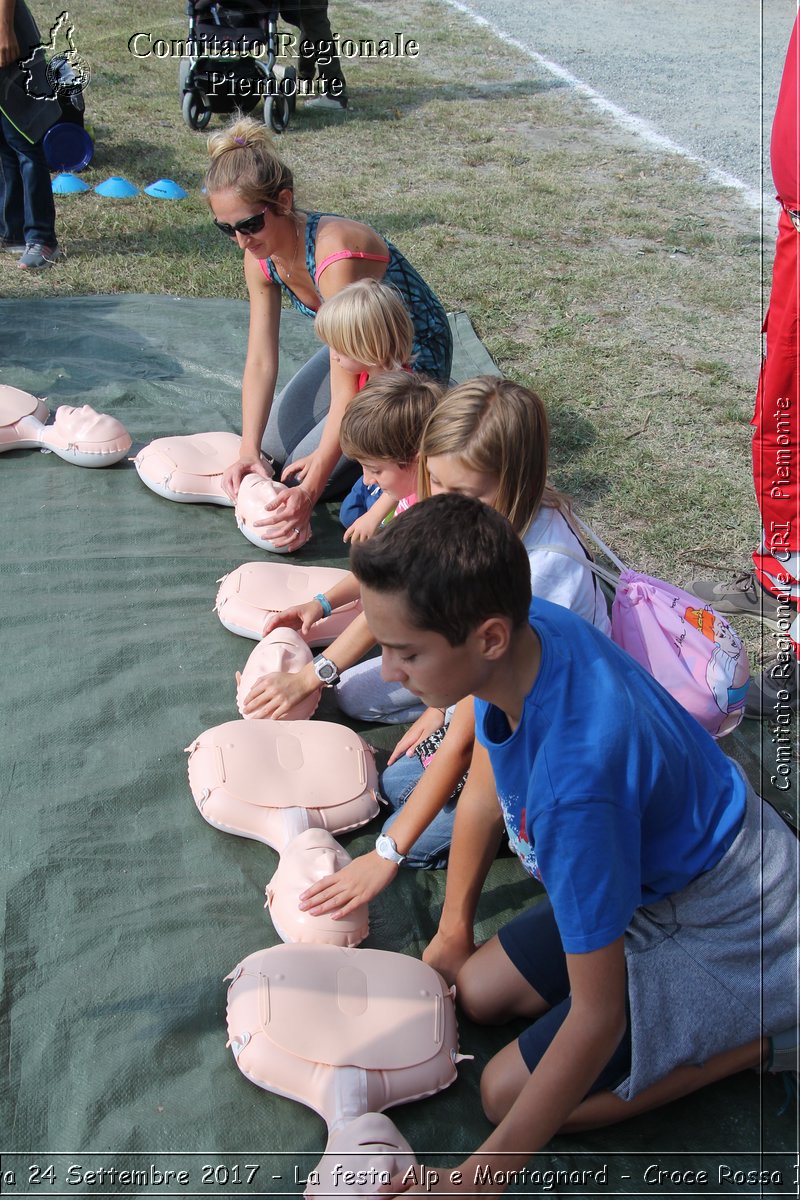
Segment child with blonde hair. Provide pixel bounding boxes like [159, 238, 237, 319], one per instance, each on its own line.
[313, 278, 415, 542]
[334, 374, 610, 721]
[314, 277, 413, 382]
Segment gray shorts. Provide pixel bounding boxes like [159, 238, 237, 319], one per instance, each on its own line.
[618, 778, 798, 1099]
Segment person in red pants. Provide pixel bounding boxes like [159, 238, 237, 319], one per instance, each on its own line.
[693, 12, 799, 718]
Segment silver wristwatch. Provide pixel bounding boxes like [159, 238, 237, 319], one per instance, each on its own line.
[375, 833, 406, 864]
[312, 654, 341, 687]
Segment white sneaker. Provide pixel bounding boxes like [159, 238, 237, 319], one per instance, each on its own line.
[304, 94, 348, 111]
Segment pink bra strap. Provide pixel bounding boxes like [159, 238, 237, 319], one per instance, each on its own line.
[314, 249, 390, 285]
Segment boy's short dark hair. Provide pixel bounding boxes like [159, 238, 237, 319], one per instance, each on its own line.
[339, 372, 444, 467]
[350, 494, 533, 645]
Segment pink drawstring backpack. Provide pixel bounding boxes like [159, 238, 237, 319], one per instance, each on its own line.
[216, 562, 362, 645]
[611, 572, 750, 737]
[546, 519, 750, 738]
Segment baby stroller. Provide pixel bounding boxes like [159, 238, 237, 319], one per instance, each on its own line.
[180, 0, 297, 133]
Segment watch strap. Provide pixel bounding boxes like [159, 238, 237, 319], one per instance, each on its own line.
[375, 834, 406, 864]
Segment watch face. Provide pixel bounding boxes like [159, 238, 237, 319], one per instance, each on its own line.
[376, 834, 402, 862]
[314, 656, 339, 684]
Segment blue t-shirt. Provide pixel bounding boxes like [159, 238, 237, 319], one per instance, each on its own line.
[474, 598, 746, 955]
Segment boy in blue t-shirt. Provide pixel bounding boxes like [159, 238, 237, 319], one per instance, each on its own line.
[348, 494, 797, 1191]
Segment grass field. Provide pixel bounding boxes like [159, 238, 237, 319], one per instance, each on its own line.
[2, 0, 774, 658]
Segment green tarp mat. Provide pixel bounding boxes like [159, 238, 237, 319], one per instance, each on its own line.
[1, 297, 795, 1198]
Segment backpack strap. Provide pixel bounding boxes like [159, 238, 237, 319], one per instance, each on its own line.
[572, 516, 629, 575]
[532, 530, 623, 595]
[529, 542, 621, 591]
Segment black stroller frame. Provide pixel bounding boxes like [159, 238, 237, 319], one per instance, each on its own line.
[180, 0, 297, 133]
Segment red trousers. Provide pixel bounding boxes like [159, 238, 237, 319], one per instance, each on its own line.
[751, 206, 800, 652]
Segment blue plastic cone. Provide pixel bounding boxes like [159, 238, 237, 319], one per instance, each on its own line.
[144, 178, 188, 200]
[52, 172, 90, 194]
[94, 176, 139, 198]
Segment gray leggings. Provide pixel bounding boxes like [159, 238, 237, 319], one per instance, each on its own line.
[262, 346, 359, 500]
[335, 656, 425, 724]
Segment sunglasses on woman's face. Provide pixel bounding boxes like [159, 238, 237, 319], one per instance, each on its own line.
[213, 206, 269, 238]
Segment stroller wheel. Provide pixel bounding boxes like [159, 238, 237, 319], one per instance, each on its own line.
[182, 89, 212, 131]
[265, 93, 291, 134]
[282, 65, 297, 115]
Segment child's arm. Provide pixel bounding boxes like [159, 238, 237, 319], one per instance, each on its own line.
[279, 356, 358, 499]
[298, 701, 476, 916]
[343, 492, 396, 544]
[387, 705, 446, 764]
[241, 609, 376, 719]
[422, 740, 506, 983]
[390, 941, 627, 1197]
[260, 575, 362, 638]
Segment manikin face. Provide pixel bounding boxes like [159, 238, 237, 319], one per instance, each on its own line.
[425, 454, 499, 508]
[52, 405, 125, 442]
[358, 457, 416, 503]
[362, 584, 488, 711]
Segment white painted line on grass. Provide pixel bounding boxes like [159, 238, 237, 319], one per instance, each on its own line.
[441, 0, 766, 213]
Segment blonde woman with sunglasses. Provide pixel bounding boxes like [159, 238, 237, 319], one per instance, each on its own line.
[206, 116, 452, 547]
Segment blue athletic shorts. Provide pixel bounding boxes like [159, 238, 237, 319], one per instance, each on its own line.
[497, 897, 632, 1096]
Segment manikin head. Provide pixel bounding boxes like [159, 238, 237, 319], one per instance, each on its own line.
[49, 404, 128, 445]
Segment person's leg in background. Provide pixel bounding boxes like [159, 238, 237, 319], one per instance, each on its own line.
[691, 206, 799, 718]
[280, 0, 348, 110]
[0, 110, 59, 267]
[0, 112, 26, 251]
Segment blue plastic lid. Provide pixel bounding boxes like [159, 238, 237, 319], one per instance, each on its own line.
[43, 122, 94, 172]
[52, 171, 90, 194]
[94, 176, 140, 198]
[144, 178, 188, 200]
